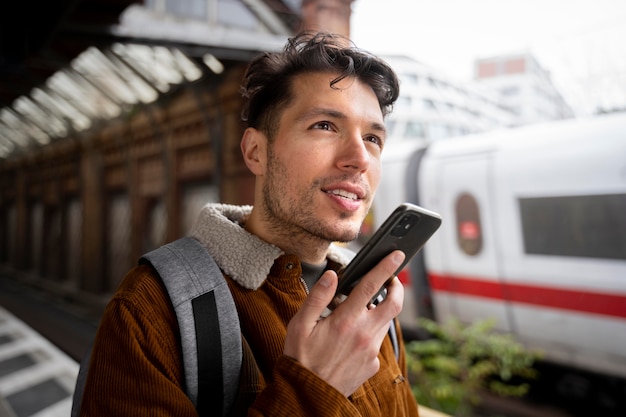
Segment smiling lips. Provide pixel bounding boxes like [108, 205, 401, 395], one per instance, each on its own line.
[326, 189, 359, 201]
[323, 187, 366, 212]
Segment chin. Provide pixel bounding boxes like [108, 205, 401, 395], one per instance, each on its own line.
[330, 227, 361, 244]
[321, 213, 365, 242]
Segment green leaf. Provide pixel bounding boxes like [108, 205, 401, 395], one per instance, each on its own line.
[405, 317, 540, 416]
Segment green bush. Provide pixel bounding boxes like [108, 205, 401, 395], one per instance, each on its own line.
[405, 317, 541, 416]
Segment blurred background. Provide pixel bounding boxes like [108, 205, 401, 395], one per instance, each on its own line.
[0, 1, 624, 416]
[352, 0, 626, 116]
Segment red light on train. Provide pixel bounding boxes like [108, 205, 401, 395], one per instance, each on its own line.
[459, 221, 480, 240]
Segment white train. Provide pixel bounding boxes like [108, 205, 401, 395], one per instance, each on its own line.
[373, 113, 626, 380]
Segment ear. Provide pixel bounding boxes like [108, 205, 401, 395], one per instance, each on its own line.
[240, 127, 267, 176]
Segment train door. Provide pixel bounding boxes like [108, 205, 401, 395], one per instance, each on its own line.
[424, 153, 515, 332]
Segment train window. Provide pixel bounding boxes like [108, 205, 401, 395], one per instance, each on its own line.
[519, 194, 626, 260]
[455, 193, 483, 256]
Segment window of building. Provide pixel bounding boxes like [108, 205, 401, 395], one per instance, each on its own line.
[477, 61, 497, 78]
[429, 124, 450, 140]
[422, 99, 437, 111]
[107, 193, 132, 291]
[30, 203, 44, 271]
[501, 86, 519, 96]
[504, 57, 526, 74]
[2, 203, 17, 264]
[152, 0, 258, 28]
[385, 120, 397, 137]
[182, 183, 218, 233]
[519, 194, 626, 260]
[217, 0, 258, 29]
[403, 121, 425, 139]
[164, 0, 207, 20]
[396, 96, 412, 110]
[402, 73, 419, 85]
[66, 198, 82, 286]
[146, 198, 167, 252]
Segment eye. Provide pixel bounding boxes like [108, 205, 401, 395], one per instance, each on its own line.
[364, 134, 383, 149]
[312, 121, 333, 131]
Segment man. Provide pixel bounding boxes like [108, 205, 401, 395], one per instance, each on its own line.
[78, 32, 419, 416]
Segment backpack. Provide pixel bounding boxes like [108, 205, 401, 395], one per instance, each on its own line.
[72, 236, 399, 416]
[72, 237, 241, 417]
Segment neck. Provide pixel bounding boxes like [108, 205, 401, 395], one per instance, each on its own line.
[244, 208, 331, 264]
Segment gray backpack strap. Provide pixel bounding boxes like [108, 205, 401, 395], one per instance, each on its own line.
[140, 236, 241, 417]
[71, 236, 241, 417]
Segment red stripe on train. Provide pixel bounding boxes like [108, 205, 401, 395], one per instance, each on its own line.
[397, 269, 411, 286]
[429, 273, 626, 319]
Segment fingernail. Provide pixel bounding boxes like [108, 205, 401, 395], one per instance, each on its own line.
[393, 251, 404, 264]
[318, 275, 331, 288]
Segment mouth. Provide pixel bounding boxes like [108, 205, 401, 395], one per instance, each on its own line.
[325, 189, 360, 201]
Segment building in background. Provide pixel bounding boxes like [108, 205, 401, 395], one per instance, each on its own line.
[475, 52, 575, 126]
[382, 52, 575, 144]
[383, 55, 515, 144]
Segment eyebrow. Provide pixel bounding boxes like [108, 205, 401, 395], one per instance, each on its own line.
[297, 107, 387, 135]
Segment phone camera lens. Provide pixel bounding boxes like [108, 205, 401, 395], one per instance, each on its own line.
[392, 214, 418, 237]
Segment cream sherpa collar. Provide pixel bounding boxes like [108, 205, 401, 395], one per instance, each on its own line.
[189, 203, 354, 290]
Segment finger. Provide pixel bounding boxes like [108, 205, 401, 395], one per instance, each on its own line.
[371, 276, 404, 320]
[360, 278, 404, 346]
[344, 250, 405, 312]
[291, 270, 338, 330]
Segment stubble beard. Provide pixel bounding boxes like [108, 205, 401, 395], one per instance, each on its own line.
[262, 150, 364, 245]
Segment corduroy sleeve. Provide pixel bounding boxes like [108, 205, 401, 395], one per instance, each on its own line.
[247, 326, 419, 417]
[248, 354, 359, 416]
[78, 265, 198, 417]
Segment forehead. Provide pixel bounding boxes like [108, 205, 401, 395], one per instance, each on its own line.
[291, 71, 370, 97]
[286, 72, 383, 119]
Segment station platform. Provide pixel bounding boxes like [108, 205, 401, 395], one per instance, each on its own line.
[0, 305, 78, 417]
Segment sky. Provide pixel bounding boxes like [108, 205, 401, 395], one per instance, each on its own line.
[350, 0, 626, 116]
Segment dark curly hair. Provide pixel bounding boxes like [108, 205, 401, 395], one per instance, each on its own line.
[240, 32, 400, 139]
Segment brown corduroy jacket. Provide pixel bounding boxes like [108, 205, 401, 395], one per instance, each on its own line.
[79, 204, 420, 416]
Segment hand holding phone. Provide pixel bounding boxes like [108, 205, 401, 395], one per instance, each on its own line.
[321, 203, 442, 317]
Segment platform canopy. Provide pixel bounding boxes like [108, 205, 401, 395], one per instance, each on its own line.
[0, 0, 301, 159]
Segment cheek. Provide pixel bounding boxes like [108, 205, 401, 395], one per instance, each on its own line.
[369, 162, 382, 190]
[269, 147, 312, 188]
[284, 146, 328, 176]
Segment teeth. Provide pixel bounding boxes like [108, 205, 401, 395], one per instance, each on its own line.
[328, 189, 358, 200]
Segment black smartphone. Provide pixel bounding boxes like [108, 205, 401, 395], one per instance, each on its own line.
[322, 203, 442, 317]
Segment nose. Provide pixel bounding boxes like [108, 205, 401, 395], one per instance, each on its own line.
[338, 131, 370, 172]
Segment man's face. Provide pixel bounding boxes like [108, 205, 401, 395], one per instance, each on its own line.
[260, 72, 386, 244]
